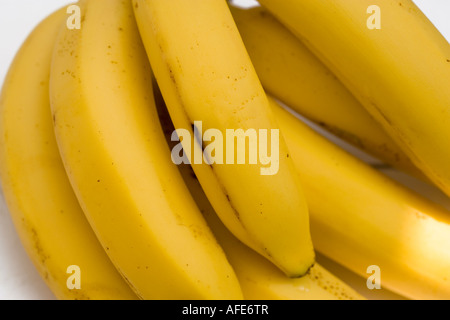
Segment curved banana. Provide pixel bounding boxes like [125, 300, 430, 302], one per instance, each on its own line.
[270, 97, 450, 300]
[50, 0, 242, 300]
[177, 162, 364, 300]
[229, 4, 422, 179]
[154, 84, 364, 300]
[133, 0, 315, 277]
[257, 0, 450, 198]
[0, 6, 137, 300]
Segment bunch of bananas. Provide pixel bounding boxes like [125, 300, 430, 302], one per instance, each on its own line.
[1, 0, 449, 300]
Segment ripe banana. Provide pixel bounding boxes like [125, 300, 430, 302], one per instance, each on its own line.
[257, 0, 450, 198]
[50, 0, 242, 300]
[133, 0, 315, 278]
[270, 97, 450, 300]
[155, 85, 364, 300]
[0, 6, 137, 300]
[178, 163, 365, 300]
[229, 4, 422, 180]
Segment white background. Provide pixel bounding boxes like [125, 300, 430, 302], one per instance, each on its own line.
[0, 0, 450, 300]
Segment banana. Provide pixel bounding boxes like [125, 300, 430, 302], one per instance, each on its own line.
[269, 97, 450, 300]
[257, 0, 450, 198]
[156, 92, 363, 300]
[229, 4, 423, 180]
[182, 163, 364, 300]
[133, 0, 315, 277]
[153, 84, 364, 300]
[50, 0, 242, 300]
[0, 6, 137, 300]
[154, 83, 366, 300]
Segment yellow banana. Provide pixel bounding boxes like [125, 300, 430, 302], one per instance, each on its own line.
[0, 6, 137, 300]
[179, 163, 365, 300]
[154, 85, 364, 300]
[270, 97, 450, 300]
[257, 0, 450, 198]
[50, 0, 242, 300]
[133, 0, 315, 277]
[229, 4, 422, 179]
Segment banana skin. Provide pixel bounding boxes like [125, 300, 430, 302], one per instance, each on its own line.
[229, 4, 423, 180]
[50, 0, 242, 300]
[133, 0, 315, 277]
[271, 97, 450, 300]
[0, 5, 137, 300]
[257, 0, 450, 198]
